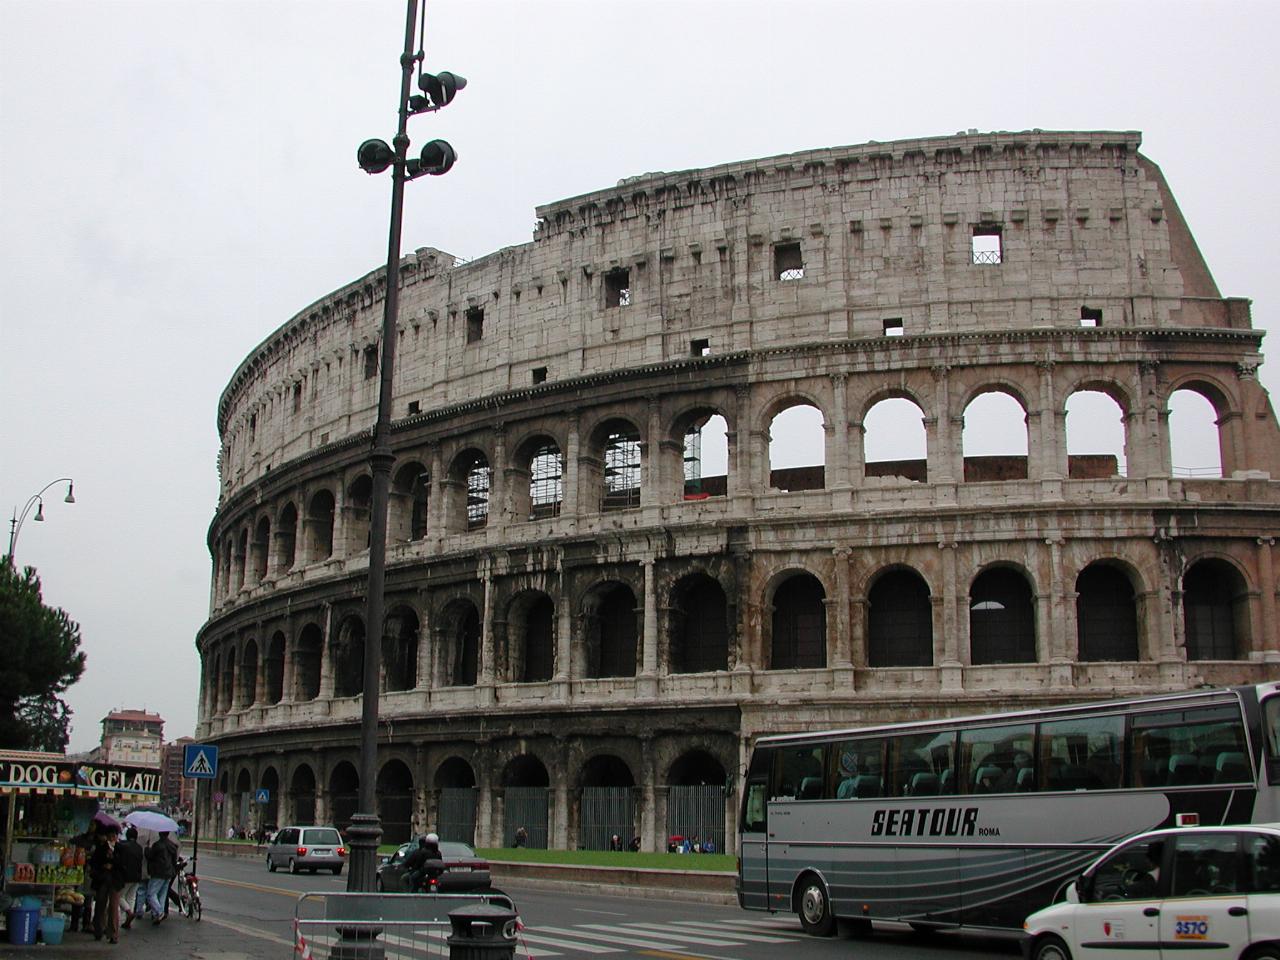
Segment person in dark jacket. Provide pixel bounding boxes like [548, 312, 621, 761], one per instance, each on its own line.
[144, 831, 178, 923]
[403, 833, 443, 891]
[115, 827, 145, 929]
[89, 825, 123, 942]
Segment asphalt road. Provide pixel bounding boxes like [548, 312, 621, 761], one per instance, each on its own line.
[190, 852, 1024, 960]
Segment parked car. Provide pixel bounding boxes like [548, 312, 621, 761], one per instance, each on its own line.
[1022, 822, 1280, 960]
[376, 839, 492, 892]
[265, 825, 347, 875]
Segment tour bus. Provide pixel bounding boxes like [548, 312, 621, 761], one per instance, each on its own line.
[737, 683, 1280, 936]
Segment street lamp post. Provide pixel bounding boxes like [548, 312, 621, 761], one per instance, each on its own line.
[346, 0, 463, 895]
[6, 478, 75, 566]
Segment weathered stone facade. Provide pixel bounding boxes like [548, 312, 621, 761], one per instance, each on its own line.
[197, 130, 1280, 852]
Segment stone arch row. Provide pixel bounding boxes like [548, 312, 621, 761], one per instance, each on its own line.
[209, 741, 734, 853]
[210, 365, 1251, 603]
[202, 549, 1256, 717]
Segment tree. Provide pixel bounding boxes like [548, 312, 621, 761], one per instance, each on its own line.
[0, 563, 86, 751]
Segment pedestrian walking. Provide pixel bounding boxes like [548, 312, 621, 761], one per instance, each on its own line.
[116, 826, 145, 930]
[89, 824, 124, 942]
[144, 831, 179, 924]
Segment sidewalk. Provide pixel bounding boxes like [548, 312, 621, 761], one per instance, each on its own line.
[0, 913, 289, 960]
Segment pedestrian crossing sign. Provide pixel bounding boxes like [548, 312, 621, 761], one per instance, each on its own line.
[183, 743, 218, 779]
[255, 788, 269, 804]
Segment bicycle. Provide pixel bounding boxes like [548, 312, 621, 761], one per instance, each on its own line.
[172, 857, 202, 921]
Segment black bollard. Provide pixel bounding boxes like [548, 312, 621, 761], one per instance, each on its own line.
[446, 902, 519, 960]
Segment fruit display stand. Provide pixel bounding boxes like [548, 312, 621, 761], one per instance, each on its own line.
[1, 750, 162, 943]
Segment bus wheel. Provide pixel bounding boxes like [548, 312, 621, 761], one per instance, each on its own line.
[1031, 934, 1073, 960]
[797, 875, 835, 937]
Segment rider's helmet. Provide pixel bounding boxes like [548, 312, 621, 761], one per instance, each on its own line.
[425, 832, 439, 844]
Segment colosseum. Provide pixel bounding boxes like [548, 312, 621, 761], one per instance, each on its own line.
[197, 129, 1280, 854]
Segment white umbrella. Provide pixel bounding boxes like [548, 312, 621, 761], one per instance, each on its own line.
[125, 810, 180, 834]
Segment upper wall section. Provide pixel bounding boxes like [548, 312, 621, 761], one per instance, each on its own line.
[215, 129, 1245, 499]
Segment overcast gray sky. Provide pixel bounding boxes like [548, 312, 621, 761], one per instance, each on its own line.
[2, 0, 1277, 753]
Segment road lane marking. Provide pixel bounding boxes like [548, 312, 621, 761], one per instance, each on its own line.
[668, 919, 807, 939]
[515, 929, 621, 952]
[636, 920, 794, 942]
[537, 924, 699, 951]
[590, 924, 747, 947]
[202, 914, 294, 946]
[201, 875, 307, 898]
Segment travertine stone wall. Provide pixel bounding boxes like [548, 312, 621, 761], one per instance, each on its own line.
[197, 131, 1280, 853]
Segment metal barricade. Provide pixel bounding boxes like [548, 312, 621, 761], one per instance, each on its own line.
[293, 890, 517, 959]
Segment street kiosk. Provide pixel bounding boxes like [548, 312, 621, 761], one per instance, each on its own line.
[0, 750, 161, 944]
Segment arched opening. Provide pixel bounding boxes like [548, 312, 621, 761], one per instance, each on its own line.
[345, 475, 373, 554]
[864, 397, 927, 482]
[328, 762, 359, 836]
[436, 757, 478, 844]
[502, 755, 550, 849]
[440, 601, 479, 687]
[305, 490, 335, 562]
[682, 411, 729, 499]
[580, 755, 636, 851]
[265, 631, 285, 704]
[867, 568, 933, 666]
[383, 606, 419, 692]
[508, 592, 555, 683]
[1066, 389, 1128, 478]
[294, 623, 322, 701]
[239, 639, 259, 706]
[290, 765, 316, 824]
[962, 390, 1028, 481]
[1076, 563, 1140, 661]
[235, 529, 248, 590]
[768, 403, 825, 491]
[528, 441, 564, 519]
[276, 502, 298, 572]
[1169, 388, 1224, 478]
[251, 516, 271, 582]
[600, 422, 642, 511]
[770, 573, 826, 669]
[586, 582, 638, 678]
[234, 769, 252, 830]
[390, 462, 429, 543]
[1183, 559, 1248, 660]
[222, 649, 237, 712]
[259, 766, 280, 830]
[376, 760, 414, 845]
[669, 574, 729, 673]
[331, 615, 366, 698]
[969, 567, 1036, 663]
[206, 655, 221, 716]
[464, 454, 492, 529]
[667, 750, 728, 854]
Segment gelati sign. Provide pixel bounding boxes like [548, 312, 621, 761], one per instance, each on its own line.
[0, 752, 161, 798]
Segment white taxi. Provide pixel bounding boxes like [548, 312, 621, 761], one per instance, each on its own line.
[1022, 822, 1280, 960]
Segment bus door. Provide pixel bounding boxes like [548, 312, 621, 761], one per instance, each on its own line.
[737, 750, 772, 910]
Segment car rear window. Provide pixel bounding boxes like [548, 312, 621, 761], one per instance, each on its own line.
[302, 829, 341, 845]
[439, 842, 475, 858]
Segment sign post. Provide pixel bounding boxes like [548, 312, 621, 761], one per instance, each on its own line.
[182, 744, 219, 879]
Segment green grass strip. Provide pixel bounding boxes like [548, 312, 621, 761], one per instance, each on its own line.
[478, 847, 734, 872]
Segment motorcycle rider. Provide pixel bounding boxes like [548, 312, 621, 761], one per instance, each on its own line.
[403, 833, 444, 892]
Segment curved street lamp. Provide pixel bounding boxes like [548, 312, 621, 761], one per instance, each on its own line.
[6, 478, 75, 566]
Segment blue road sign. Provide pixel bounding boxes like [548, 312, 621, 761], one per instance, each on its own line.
[183, 743, 219, 779]
[255, 788, 269, 804]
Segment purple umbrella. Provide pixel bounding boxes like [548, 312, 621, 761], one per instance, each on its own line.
[92, 810, 120, 830]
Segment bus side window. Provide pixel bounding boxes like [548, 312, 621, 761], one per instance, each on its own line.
[1039, 714, 1122, 791]
[743, 781, 768, 833]
[1130, 705, 1247, 788]
[833, 738, 884, 798]
[776, 745, 826, 800]
[890, 730, 955, 797]
[959, 723, 1033, 794]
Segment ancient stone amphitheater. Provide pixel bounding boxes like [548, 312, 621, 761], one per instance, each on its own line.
[197, 130, 1280, 853]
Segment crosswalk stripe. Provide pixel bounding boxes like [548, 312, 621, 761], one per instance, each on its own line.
[515, 929, 621, 953]
[671, 918, 806, 937]
[537, 924, 712, 951]
[581, 923, 746, 947]
[643, 920, 794, 942]
[418, 927, 560, 958]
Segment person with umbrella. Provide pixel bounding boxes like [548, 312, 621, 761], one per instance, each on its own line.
[88, 823, 124, 942]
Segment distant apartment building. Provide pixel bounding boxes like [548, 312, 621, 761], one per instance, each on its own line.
[100, 709, 164, 768]
[162, 737, 197, 812]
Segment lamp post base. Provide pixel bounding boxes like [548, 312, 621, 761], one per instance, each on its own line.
[345, 812, 383, 893]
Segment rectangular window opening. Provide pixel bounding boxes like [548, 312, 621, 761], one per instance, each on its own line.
[465, 306, 484, 343]
[691, 338, 711, 357]
[605, 268, 631, 307]
[292, 382, 303, 414]
[407, 400, 421, 415]
[883, 317, 904, 337]
[532, 366, 548, 384]
[1081, 306, 1103, 327]
[774, 242, 804, 281]
[972, 226, 1003, 265]
[363, 344, 379, 379]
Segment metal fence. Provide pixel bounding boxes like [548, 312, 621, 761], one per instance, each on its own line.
[293, 890, 515, 959]
[437, 787, 477, 844]
[667, 784, 725, 852]
[502, 787, 548, 848]
[579, 786, 635, 850]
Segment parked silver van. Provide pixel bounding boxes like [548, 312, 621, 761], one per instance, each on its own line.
[265, 825, 346, 874]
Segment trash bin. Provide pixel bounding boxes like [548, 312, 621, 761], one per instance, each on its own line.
[7, 906, 39, 945]
[446, 902, 519, 960]
[40, 914, 67, 945]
